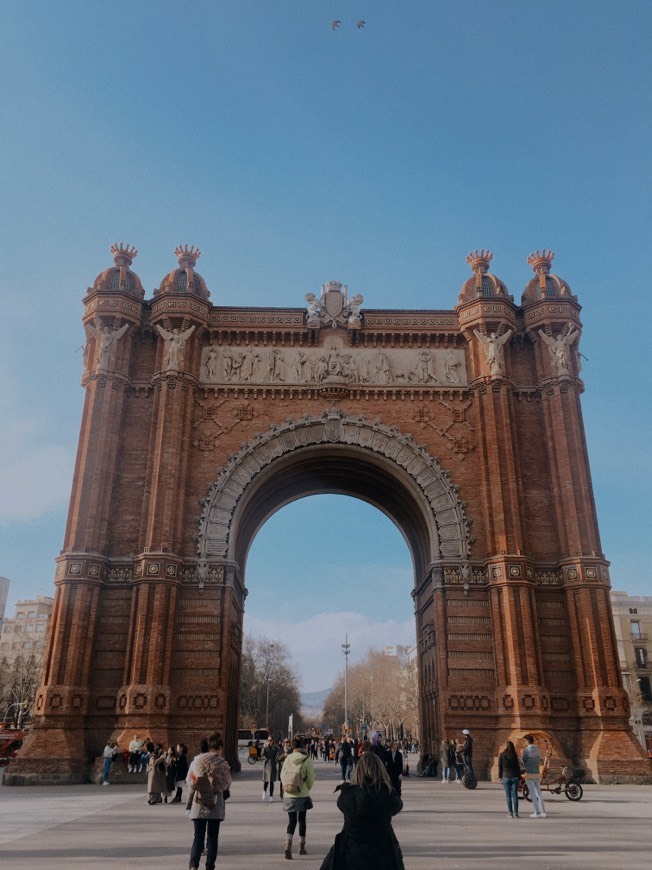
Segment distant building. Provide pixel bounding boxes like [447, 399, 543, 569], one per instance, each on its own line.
[0, 595, 54, 669]
[0, 577, 9, 628]
[611, 591, 652, 755]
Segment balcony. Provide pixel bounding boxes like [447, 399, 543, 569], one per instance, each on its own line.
[631, 632, 648, 643]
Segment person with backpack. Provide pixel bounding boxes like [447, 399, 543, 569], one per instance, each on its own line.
[280, 736, 316, 859]
[186, 733, 232, 870]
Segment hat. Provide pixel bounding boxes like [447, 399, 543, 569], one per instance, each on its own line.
[462, 729, 470, 735]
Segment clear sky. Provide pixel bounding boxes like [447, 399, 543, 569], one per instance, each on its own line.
[1, 1, 651, 692]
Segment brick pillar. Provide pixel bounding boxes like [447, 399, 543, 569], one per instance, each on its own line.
[7, 290, 143, 783]
[115, 302, 207, 746]
[532, 331, 649, 780]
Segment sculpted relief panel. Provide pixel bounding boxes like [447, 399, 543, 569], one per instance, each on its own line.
[199, 344, 467, 388]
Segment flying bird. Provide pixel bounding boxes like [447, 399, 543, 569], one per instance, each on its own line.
[331, 20, 341, 30]
[356, 20, 366, 28]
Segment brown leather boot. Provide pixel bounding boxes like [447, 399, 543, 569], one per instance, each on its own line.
[299, 838, 307, 855]
[284, 837, 292, 860]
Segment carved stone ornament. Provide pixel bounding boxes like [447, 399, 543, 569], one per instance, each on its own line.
[304, 280, 364, 329]
[199, 343, 467, 387]
[197, 409, 472, 564]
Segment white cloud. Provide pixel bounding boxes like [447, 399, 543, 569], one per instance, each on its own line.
[244, 610, 416, 693]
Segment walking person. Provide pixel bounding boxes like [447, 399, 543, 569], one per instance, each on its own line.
[521, 734, 547, 818]
[186, 732, 232, 870]
[320, 751, 405, 870]
[262, 735, 280, 802]
[172, 743, 189, 803]
[337, 736, 354, 782]
[281, 736, 316, 859]
[163, 746, 177, 802]
[386, 740, 403, 795]
[498, 740, 521, 818]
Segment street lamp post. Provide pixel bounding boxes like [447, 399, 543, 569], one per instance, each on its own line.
[342, 633, 351, 735]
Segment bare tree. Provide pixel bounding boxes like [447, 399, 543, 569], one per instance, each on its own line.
[239, 635, 304, 736]
[0, 654, 41, 728]
[323, 648, 418, 740]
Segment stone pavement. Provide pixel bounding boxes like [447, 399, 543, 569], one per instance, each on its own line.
[1, 752, 651, 869]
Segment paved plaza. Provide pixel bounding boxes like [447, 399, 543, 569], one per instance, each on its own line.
[1, 752, 651, 869]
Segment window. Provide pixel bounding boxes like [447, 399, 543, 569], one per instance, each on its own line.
[635, 647, 648, 668]
[178, 270, 187, 291]
[639, 676, 652, 703]
[629, 608, 638, 615]
[26, 625, 34, 633]
[28, 611, 36, 618]
[110, 270, 120, 290]
[631, 621, 642, 639]
[22, 640, 31, 649]
[16, 612, 24, 619]
[36, 623, 45, 632]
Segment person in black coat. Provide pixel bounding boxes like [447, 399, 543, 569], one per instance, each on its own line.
[320, 751, 404, 870]
[498, 740, 522, 818]
[385, 741, 403, 795]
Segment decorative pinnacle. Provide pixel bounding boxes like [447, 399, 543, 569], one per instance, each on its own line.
[466, 249, 493, 274]
[527, 249, 555, 275]
[111, 242, 138, 266]
[175, 244, 201, 268]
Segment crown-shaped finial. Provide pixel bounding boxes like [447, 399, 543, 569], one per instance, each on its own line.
[111, 242, 138, 266]
[175, 244, 201, 268]
[466, 249, 493, 274]
[527, 249, 555, 275]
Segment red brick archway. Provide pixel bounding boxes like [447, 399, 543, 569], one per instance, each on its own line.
[6, 248, 650, 784]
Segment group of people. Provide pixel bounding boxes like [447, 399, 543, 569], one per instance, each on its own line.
[97, 728, 550, 869]
[498, 733, 547, 819]
[439, 728, 474, 783]
[259, 734, 405, 868]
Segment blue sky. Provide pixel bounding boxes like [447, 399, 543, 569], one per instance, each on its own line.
[1, 1, 651, 691]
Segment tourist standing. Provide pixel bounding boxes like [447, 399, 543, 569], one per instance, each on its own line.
[186, 733, 232, 870]
[521, 734, 546, 818]
[281, 736, 316, 859]
[101, 739, 118, 785]
[440, 738, 451, 783]
[320, 751, 405, 870]
[146, 743, 166, 804]
[498, 740, 521, 818]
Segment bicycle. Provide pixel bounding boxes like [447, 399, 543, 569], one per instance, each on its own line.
[247, 743, 262, 765]
[518, 759, 583, 802]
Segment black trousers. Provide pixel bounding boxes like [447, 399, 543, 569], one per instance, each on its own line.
[190, 818, 220, 870]
[286, 810, 306, 837]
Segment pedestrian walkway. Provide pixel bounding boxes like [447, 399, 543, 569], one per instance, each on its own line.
[1, 753, 651, 868]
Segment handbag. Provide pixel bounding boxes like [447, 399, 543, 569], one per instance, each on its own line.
[223, 788, 231, 801]
[304, 796, 313, 810]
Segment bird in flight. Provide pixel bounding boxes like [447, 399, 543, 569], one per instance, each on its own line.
[330, 20, 366, 31]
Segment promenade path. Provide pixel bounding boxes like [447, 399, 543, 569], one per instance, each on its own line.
[1, 752, 651, 869]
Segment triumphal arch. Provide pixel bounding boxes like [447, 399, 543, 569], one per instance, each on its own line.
[8, 244, 650, 784]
